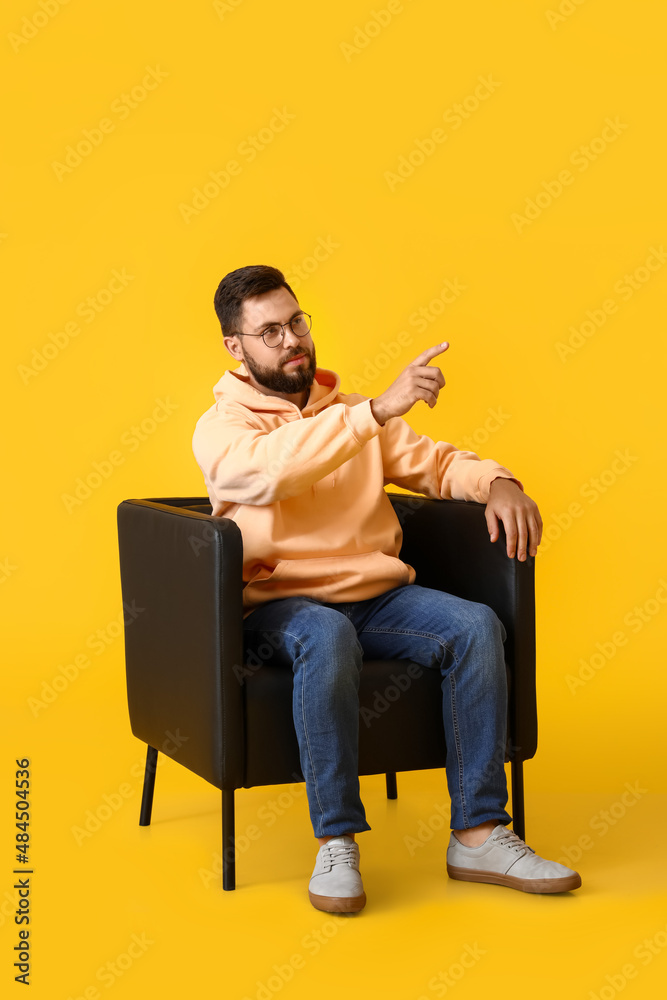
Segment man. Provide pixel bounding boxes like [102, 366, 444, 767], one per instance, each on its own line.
[192, 264, 582, 913]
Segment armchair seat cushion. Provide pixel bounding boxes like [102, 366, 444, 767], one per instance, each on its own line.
[244, 657, 447, 787]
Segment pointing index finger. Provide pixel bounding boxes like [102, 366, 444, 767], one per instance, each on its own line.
[410, 342, 449, 368]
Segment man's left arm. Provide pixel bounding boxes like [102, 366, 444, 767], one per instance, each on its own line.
[376, 411, 542, 560]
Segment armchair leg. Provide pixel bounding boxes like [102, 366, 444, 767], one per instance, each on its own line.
[511, 758, 525, 841]
[139, 746, 158, 826]
[385, 772, 398, 800]
[222, 789, 236, 891]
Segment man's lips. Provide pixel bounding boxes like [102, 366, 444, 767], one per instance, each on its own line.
[284, 354, 306, 366]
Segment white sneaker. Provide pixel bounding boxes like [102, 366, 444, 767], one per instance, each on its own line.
[447, 824, 582, 893]
[308, 836, 366, 913]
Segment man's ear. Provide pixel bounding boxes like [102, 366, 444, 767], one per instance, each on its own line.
[223, 335, 243, 361]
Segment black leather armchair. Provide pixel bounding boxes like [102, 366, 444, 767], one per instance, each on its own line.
[116, 494, 537, 890]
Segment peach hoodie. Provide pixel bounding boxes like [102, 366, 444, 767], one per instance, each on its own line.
[192, 362, 524, 620]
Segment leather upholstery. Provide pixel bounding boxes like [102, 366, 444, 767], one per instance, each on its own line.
[116, 494, 537, 793]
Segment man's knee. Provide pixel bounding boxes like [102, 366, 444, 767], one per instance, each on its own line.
[308, 607, 362, 652]
[468, 602, 506, 643]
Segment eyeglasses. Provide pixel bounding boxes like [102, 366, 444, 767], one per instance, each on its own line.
[233, 312, 312, 348]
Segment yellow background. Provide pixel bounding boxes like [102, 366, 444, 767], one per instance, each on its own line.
[2, 0, 666, 996]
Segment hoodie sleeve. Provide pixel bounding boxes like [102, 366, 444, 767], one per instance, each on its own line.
[378, 413, 524, 503]
[192, 397, 382, 505]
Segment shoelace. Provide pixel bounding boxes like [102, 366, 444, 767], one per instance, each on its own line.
[490, 827, 536, 856]
[320, 841, 359, 870]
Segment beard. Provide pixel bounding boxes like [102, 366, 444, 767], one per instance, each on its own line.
[241, 343, 317, 394]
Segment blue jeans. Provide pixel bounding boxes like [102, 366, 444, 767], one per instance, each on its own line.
[242, 583, 513, 838]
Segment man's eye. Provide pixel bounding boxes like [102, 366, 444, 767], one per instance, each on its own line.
[265, 326, 281, 336]
[292, 315, 304, 327]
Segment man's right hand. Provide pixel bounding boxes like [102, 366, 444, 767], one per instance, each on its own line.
[370, 342, 449, 426]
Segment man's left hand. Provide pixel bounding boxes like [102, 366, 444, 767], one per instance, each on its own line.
[485, 478, 542, 561]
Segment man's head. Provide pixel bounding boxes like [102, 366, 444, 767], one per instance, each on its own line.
[214, 265, 317, 404]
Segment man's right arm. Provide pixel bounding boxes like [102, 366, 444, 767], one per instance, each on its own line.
[192, 398, 382, 506]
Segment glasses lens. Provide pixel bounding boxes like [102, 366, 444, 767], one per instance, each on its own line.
[290, 313, 311, 335]
[263, 325, 283, 347]
[262, 314, 311, 347]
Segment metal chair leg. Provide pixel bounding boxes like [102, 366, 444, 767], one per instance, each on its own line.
[222, 788, 236, 891]
[139, 746, 158, 826]
[385, 771, 398, 799]
[511, 757, 525, 841]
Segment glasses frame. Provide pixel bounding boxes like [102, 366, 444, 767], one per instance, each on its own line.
[232, 311, 313, 348]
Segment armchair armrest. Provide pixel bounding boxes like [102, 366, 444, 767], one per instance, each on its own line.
[116, 498, 245, 789]
[388, 494, 537, 761]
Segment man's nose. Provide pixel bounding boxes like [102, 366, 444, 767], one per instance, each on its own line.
[282, 328, 307, 350]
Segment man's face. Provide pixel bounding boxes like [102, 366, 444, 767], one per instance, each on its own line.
[224, 286, 317, 398]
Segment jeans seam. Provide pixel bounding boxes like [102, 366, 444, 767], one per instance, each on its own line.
[293, 634, 326, 833]
[360, 626, 448, 643]
[448, 672, 469, 828]
[358, 626, 460, 671]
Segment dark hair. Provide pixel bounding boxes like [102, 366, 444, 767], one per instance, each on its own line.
[213, 265, 298, 337]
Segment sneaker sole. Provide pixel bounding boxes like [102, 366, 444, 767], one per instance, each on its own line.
[308, 890, 367, 913]
[447, 864, 582, 894]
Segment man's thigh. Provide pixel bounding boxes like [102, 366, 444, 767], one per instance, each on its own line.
[345, 583, 506, 665]
[242, 595, 356, 668]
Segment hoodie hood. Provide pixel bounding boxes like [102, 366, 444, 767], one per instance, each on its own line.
[211, 361, 341, 415]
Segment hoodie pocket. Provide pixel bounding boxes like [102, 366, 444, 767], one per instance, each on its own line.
[269, 550, 410, 597]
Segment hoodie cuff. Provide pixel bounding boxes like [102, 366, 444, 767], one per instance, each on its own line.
[485, 473, 524, 496]
[344, 397, 384, 446]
